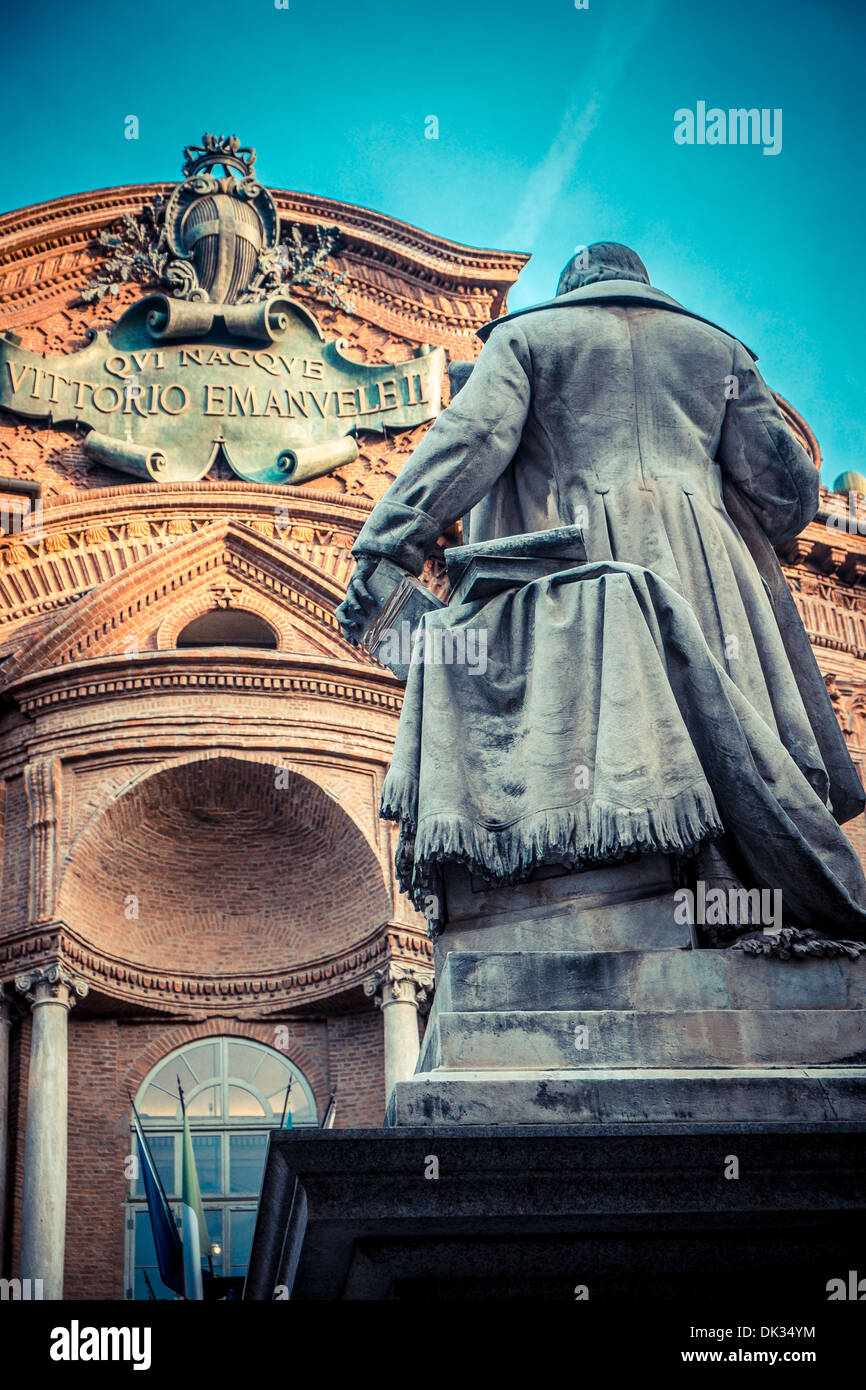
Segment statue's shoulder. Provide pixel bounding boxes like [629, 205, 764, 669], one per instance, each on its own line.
[478, 282, 757, 360]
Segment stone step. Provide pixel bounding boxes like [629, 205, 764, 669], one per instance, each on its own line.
[436, 949, 866, 1014]
[420, 1007, 866, 1070]
[436, 858, 686, 966]
[388, 1067, 866, 1127]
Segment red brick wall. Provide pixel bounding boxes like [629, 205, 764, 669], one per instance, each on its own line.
[5, 1011, 29, 1281]
[0, 776, 29, 936]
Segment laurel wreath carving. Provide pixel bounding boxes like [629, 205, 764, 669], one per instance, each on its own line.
[82, 198, 352, 313]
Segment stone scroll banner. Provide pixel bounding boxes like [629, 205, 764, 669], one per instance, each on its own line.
[0, 295, 445, 485]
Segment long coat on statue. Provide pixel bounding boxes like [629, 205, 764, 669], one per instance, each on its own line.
[353, 279, 866, 939]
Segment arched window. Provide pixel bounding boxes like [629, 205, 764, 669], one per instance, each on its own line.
[177, 609, 278, 648]
[126, 1037, 317, 1300]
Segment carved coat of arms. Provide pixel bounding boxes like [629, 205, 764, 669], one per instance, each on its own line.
[0, 135, 445, 485]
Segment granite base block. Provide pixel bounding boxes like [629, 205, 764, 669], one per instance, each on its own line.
[243, 1124, 866, 1301]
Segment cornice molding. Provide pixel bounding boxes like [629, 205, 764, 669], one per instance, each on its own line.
[9, 650, 406, 716]
[0, 919, 433, 1015]
[0, 515, 375, 685]
[775, 394, 821, 471]
[0, 485, 451, 635]
[6, 477, 376, 527]
[0, 183, 529, 344]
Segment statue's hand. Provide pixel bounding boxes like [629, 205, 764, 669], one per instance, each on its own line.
[335, 557, 380, 645]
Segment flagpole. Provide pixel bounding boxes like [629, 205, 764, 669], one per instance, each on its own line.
[128, 1090, 179, 1238]
[127, 1089, 184, 1297]
[279, 1076, 293, 1128]
[321, 1083, 338, 1129]
[177, 1076, 214, 1281]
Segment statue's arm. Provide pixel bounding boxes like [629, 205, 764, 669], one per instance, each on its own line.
[716, 341, 819, 546]
[352, 323, 533, 574]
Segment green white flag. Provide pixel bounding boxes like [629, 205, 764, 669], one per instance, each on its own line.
[180, 1102, 211, 1300]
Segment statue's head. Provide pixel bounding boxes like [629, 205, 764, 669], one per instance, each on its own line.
[556, 242, 650, 295]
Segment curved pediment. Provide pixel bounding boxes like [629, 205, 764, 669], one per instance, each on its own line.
[0, 181, 528, 351]
[0, 516, 375, 688]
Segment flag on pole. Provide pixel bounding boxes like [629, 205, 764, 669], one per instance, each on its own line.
[130, 1098, 184, 1298]
[178, 1080, 211, 1301]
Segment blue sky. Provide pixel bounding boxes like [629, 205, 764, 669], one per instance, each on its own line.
[4, 0, 863, 483]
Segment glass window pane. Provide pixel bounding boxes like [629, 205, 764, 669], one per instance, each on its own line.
[229, 1132, 268, 1194]
[187, 1085, 220, 1119]
[191, 1133, 221, 1194]
[132, 1039, 321, 1297]
[183, 1042, 219, 1085]
[227, 1042, 267, 1082]
[133, 1132, 175, 1197]
[135, 1208, 157, 1266]
[132, 1207, 182, 1300]
[250, 1054, 291, 1097]
[267, 1088, 316, 1124]
[204, 1208, 224, 1275]
[155, 1054, 198, 1098]
[139, 1084, 178, 1120]
[228, 1085, 265, 1118]
[228, 1209, 257, 1277]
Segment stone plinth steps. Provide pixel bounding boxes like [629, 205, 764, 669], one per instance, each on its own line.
[388, 948, 866, 1125]
[246, 856, 866, 1300]
[388, 859, 866, 1127]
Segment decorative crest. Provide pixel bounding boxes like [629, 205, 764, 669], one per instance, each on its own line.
[0, 131, 446, 489]
[181, 133, 257, 180]
[83, 133, 351, 312]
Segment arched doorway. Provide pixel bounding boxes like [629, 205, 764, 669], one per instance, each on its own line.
[126, 1036, 317, 1300]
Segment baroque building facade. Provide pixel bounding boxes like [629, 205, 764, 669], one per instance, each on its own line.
[0, 148, 862, 1300]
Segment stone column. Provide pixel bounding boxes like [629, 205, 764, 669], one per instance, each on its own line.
[0, 987, 10, 1274]
[15, 965, 88, 1300]
[365, 964, 433, 1104]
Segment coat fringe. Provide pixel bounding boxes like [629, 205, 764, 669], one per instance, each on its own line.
[381, 766, 724, 907]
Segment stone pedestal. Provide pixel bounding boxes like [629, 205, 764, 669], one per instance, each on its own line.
[15, 965, 87, 1300]
[387, 854, 866, 1127]
[389, 947, 866, 1125]
[433, 855, 685, 970]
[244, 1124, 866, 1300]
[245, 852, 866, 1299]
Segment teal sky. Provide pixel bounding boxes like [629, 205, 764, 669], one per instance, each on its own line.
[4, 0, 863, 484]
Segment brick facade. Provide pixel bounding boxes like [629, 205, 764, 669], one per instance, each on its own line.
[0, 179, 526, 1299]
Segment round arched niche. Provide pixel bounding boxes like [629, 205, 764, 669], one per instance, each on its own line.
[57, 755, 391, 975]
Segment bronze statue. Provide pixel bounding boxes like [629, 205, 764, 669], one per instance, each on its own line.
[337, 243, 866, 946]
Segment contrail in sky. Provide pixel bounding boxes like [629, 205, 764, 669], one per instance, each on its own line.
[504, 1, 661, 251]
